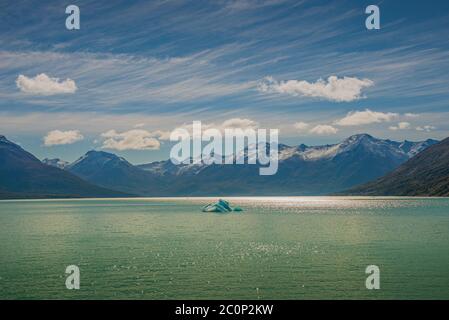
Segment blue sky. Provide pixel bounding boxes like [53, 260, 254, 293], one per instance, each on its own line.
[1, 0, 449, 164]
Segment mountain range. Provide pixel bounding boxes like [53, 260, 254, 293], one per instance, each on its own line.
[134, 134, 437, 196]
[67, 151, 166, 196]
[0, 133, 444, 199]
[344, 137, 449, 196]
[0, 135, 127, 199]
[42, 134, 438, 196]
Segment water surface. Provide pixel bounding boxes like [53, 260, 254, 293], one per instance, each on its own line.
[0, 197, 448, 299]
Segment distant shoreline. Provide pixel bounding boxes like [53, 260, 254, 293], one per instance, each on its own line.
[1, 195, 449, 202]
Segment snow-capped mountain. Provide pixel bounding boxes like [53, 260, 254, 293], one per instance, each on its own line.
[140, 134, 437, 175]
[67, 150, 166, 196]
[0, 136, 125, 199]
[397, 139, 439, 157]
[137, 157, 208, 176]
[132, 134, 438, 195]
[2, 133, 440, 198]
[276, 134, 437, 162]
[346, 137, 449, 196]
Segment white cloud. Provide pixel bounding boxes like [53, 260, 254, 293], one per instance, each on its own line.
[150, 130, 172, 140]
[309, 124, 338, 135]
[389, 122, 411, 131]
[258, 75, 374, 102]
[220, 118, 259, 130]
[398, 122, 411, 129]
[0, 112, 181, 134]
[335, 109, 398, 126]
[101, 129, 161, 151]
[44, 130, 84, 146]
[170, 118, 260, 141]
[416, 125, 436, 132]
[293, 121, 309, 132]
[3, 48, 253, 105]
[175, 118, 259, 136]
[405, 113, 419, 118]
[16, 73, 77, 95]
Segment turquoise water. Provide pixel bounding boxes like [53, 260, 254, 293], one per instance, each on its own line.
[0, 197, 448, 300]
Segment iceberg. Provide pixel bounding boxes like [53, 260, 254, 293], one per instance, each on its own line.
[202, 199, 243, 213]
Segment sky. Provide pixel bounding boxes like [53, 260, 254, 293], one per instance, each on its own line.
[1, 0, 449, 164]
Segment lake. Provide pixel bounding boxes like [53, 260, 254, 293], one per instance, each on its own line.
[0, 197, 448, 299]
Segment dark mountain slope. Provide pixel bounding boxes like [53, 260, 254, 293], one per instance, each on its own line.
[0, 135, 127, 199]
[344, 137, 449, 196]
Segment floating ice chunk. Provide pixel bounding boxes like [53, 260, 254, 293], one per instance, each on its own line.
[202, 199, 243, 213]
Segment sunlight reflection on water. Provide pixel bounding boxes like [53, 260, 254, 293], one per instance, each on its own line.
[0, 197, 448, 299]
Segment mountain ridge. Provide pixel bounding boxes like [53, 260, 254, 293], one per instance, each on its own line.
[343, 137, 449, 196]
[67, 150, 167, 196]
[1, 133, 441, 198]
[131, 133, 438, 196]
[0, 135, 129, 199]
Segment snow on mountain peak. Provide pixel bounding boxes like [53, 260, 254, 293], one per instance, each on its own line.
[134, 134, 439, 178]
[0, 135, 11, 144]
[277, 134, 436, 163]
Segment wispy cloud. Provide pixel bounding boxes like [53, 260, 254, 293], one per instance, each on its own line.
[0, 47, 256, 107]
[1, 1, 449, 118]
[172, 118, 260, 139]
[1, 0, 449, 158]
[223, 0, 289, 11]
[220, 118, 258, 130]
